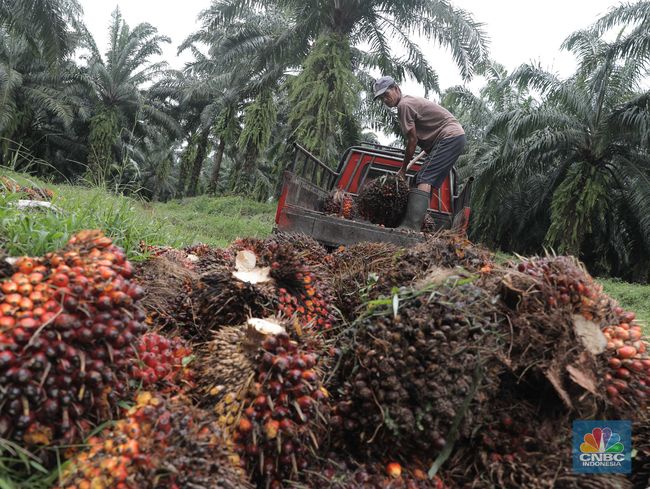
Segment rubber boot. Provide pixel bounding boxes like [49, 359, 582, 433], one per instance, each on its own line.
[399, 189, 430, 232]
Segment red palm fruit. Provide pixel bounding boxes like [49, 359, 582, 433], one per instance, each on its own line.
[28, 273, 44, 285]
[17, 259, 34, 274]
[5, 294, 21, 307]
[29, 291, 45, 304]
[265, 419, 280, 439]
[386, 462, 402, 478]
[97, 295, 112, 310]
[0, 316, 15, 329]
[1, 281, 18, 294]
[17, 283, 32, 295]
[51, 274, 68, 287]
[17, 317, 37, 329]
[617, 345, 637, 359]
[239, 418, 253, 433]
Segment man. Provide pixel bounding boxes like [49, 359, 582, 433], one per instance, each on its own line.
[373, 76, 466, 231]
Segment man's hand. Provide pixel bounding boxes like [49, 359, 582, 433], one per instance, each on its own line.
[396, 167, 407, 180]
[401, 127, 418, 180]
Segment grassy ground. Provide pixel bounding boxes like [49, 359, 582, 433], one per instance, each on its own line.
[0, 171, 275, 261]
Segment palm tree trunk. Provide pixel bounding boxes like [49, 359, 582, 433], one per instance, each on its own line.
[177, 140, 193, 197]
[187, 128, 210, 197]
[208, 138, 225, 194]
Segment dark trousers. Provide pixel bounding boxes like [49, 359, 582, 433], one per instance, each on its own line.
[416, 135, 466, 188]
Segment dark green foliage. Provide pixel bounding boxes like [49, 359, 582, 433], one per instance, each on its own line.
[287, 34, 360, 164]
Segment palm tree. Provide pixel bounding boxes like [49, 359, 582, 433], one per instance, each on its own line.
[78, 8, 179, 182]
[167, 5, 290, 197]
[0, 28, 84, 172]
[204, 0, 489, 164]
[457, 30, 650, 281]
[0, 0, 81, 61]
[592, 1, 650, 63]
[0, 0, 86, 173]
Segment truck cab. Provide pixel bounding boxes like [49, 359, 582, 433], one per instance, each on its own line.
[274, 142, 473, 248]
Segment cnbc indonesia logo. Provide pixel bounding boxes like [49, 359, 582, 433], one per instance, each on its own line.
[579, 427, 625, 466]
[573, 421, 631, 474]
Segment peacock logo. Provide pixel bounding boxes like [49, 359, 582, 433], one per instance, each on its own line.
[579, 427, 624, 454]
[573, 420, 631, 474]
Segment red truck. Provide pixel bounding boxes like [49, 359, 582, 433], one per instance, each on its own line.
[274, 143, 474, 248]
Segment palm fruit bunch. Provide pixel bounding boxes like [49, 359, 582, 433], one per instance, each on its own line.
[513, 256, 603, 316]
[194, 250, 278, 339]
[193, 245, 235, 275]
[233, 330, 329, 488]
[194, 318, 286, 450]
[56, 392, 252, 489]
[432, 372, 634, 489]
[138, 241, 200, 271]
[453, 418, 633, 488]
[509, 256, 649, 411]
[231, 238, 337, 334]
[293, 459, 449, 489]
[0, 176, 54, 200]
[421, 214, 437, 234]
[133, 253, 199, 334]
[328, 237, 493, 322]
[601, 307, 649, 411]
[0, 230, 147, 446]
[323, 189, 357, 220]
[378, 235, 492, 288]
[327, 242, 401, 320]
[356, 174, 409, 227]
[131, 333, 194, 393]
[266, 232, 330, 271]
[333, 279, 501, 460]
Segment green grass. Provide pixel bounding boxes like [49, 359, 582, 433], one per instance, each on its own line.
[599, 278, 650, 330]
[0, 170, 275, 260]
[148, 194, 275, 248]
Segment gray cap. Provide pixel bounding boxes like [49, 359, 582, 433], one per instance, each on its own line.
[372, 75, 396, 100]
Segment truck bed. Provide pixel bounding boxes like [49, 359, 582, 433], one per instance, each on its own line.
[274, 171, 452, 248]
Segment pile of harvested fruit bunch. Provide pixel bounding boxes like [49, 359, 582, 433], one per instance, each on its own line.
[3, 228, 649, 489]
[0, 230, 149, 447]
[356, 175, 409, 227]
[0, 176, 54, 200]
[56, 392, 252, 489]
[323, 189, 357, 220]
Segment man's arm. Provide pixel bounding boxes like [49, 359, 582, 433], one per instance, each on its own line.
[398, 127, 418, 178]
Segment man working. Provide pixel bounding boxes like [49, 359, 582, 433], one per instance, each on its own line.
[373, 76, 466, 231]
